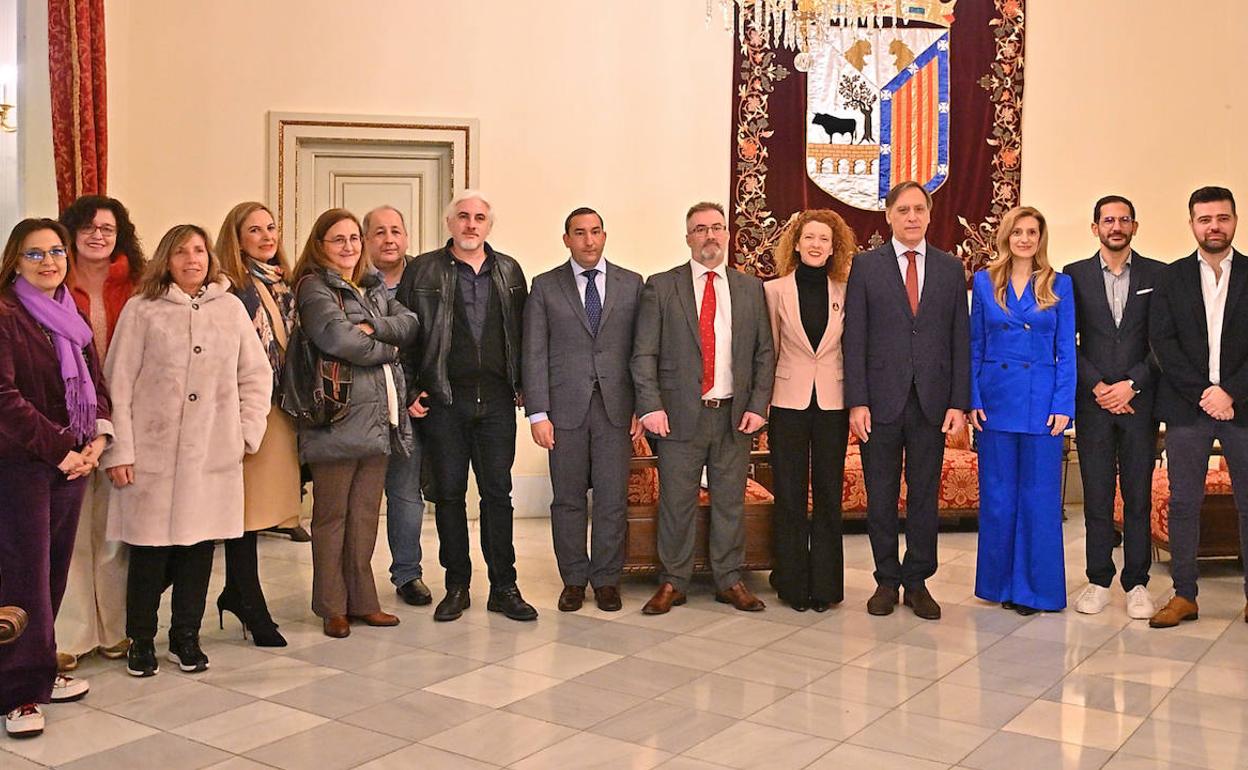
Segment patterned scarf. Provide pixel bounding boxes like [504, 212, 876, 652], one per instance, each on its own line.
[246, 258, 295, 385]
[13, 277, 97, 443]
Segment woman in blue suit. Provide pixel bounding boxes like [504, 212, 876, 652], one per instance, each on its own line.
[970, 206, 1075, 615]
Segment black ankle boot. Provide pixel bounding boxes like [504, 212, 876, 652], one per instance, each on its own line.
[167, 628, 209, 673]
[220, 533, 287, 648]
[217, 589, 287, 648]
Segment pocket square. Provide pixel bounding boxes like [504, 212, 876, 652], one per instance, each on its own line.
[1135, 287, 1154, 295]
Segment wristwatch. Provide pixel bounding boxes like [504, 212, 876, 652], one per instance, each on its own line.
[1127, 379, 1140, 394]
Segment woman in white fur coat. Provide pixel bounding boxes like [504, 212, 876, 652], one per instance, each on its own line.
[102, 224, 270, 677]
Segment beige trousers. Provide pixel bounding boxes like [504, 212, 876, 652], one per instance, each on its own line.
[55, 471, 129, 655]
[309, 455, 388, 618]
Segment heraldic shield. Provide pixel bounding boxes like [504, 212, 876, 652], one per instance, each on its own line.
[805, 7, 953, 211]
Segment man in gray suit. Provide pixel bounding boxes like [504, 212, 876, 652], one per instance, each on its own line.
[631, 201, 775, 614]
[844, 181, 970, 621]
[523, 207, 644, 612]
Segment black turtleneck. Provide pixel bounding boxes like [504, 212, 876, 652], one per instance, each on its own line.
[794, 261, 828, 350]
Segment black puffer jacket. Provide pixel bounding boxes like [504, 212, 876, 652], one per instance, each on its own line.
[394, 241, 527, 406]
[296, 268, 419, 463]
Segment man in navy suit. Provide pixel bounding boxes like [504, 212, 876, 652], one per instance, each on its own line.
[844, 181, 970, 620]
[1065, 196, 1163, 620]
[1150, 186, 1248, 628]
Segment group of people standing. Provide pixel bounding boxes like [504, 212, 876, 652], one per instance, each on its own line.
[3, 181, 1247, 741]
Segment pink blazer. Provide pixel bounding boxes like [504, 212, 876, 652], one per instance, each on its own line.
[764, 272, 847, 410]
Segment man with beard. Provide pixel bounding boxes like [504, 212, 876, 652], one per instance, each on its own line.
[1065, 196, 1163, 620]
[364, 206, 430, 607]
[631, 202, 774, 614]
[395, 191, 536, 622]
[523, 207, 644, 612]
[1149, 186, 1248, 628]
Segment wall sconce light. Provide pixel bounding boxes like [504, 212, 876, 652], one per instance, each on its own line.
[0, 66, 16, 133]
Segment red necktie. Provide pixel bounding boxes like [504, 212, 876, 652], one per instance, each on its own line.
[700, 272, 716, 396]
[905, 250, 919, 315]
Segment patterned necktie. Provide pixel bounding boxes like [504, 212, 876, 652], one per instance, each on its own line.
[583, 268, 601, 336]
[905, 250, 920, 315]
[700, 272, 717, 396]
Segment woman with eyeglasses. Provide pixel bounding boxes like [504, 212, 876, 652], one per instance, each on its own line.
[210, 202, 302, 648]
[53, 196, 143, 672]
[0, 219, 112, 737]
[291, 209, 419, 638]
[101, 225, 271, 676]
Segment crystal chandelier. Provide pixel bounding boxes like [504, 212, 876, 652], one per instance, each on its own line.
[710, 1, 957, 54]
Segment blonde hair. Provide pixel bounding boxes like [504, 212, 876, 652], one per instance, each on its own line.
[290, 208, 370, 285]
[988, 206, 1057, 311]
[137, 225, 221, 300]
[772, 209, 858, 282]
[214, 202, 290, 288]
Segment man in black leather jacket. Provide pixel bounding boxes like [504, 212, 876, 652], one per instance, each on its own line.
[394, 190, 535, 622]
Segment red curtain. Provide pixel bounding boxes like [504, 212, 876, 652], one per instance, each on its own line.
[48, 0, 108, 212]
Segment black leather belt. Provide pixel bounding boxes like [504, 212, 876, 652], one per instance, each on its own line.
[701, 397, 732, 409]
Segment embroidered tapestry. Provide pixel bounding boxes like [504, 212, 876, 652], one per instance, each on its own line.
[729, 0, 1025, 279]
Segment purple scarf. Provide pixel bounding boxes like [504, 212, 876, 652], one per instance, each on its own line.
[13, 277, 98, 443]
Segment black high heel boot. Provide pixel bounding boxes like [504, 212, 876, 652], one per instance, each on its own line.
[219, 532, 287, 647]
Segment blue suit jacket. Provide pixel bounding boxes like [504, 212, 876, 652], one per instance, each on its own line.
[970, 269, 1076, 434]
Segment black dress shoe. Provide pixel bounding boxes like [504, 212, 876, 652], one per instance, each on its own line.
[558, 585, 586, 612]
[810, 600, 830, 612]
[488, 585, 539, 621]
[867, 585, 900, 616]
[397, 578, 433, 606]
[903, 585, 942, 620]
[1013, 603, 1039, 616]
[434, 586, 471, 622]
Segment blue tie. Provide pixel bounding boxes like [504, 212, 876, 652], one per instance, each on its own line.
[583, 268, 602, 336]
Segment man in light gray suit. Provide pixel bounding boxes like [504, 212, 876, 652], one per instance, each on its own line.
[843, 180, 970, 621]
[523, 207, 644, 612]
[631, 201, 775, 614]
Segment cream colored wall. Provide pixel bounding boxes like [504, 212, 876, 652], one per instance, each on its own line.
[50, 0, 1244, 512]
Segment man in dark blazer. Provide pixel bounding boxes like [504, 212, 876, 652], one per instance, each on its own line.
[523, 207, 643, 613]
[1065, 195, 1163, 620]
[631, 201, 775, 614]
[843, 180, 970, 620]
[1149, 185, 1248, 629]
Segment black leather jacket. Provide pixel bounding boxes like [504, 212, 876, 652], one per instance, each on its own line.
[395, 240, 527, 406]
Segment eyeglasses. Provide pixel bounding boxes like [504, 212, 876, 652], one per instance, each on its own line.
[322, 235, 362, 249]
[1099, 216, 1134, 227]
[79, 224, 118, 237]
[21, 247, 69, 262]
[688, 224, 728, 237]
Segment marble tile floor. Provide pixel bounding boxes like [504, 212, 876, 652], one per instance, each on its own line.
[4, 507, 1248, 769]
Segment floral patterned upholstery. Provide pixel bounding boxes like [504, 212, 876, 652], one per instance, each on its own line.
[841, 426, 979, 516]
[627, 436, 775, 507]
[1113, 458, 1233, 547]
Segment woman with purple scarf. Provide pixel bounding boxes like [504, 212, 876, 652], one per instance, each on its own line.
[0, 218, 112, 738]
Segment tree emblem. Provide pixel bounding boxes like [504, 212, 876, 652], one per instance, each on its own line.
[838, 73, 877, 144]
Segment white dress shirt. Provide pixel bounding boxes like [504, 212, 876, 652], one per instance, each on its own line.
[690, 259, 734, 400]
[529, 258, 608, 425]
[1199, 251, 1233, 385]
[892, 238, 928, 298]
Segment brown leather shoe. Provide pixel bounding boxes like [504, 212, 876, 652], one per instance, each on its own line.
[350, 611, 400, 627]
[903, 585, 942, 620]
[867, 585, 900, 616]
[1244, 601, 1248, 624]
[558, 585, 586, 612]
[642, 583, 687, 615]
[715, 582, 766, 612]
[1149, 596, 1199, 628]
[0, 606, 28, 646]
[56, 651, 78, 672]
[323, 616, 350, 638]
[594, 585, 622, 612]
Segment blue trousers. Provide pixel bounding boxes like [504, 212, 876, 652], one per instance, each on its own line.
[975, 430, 1067, 610]
[384, 425, 424, 587]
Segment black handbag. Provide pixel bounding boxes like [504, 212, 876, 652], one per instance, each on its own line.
[279, 277, 351, 427]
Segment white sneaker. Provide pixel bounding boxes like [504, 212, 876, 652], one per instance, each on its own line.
[1074, 583, 1111, 615]
[50, 674, 89, 702]
[4, 703, 44, 737]
[1126, 586, 1156, 620]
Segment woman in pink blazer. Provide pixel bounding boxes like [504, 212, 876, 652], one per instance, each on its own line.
[764, 209, 857, 611]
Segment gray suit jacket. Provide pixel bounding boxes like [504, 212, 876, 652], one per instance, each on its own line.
[631, 262, 775, 441]
[522, 260, 643, 429]
[843, 242, 970, 425]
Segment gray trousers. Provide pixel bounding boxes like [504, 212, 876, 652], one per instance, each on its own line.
[654, 402, 751, 592]
[1163, 415, 1248, 600]
[548, 389, 632, 588]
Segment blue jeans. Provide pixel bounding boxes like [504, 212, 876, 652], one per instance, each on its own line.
[384, 427, 425, 587]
